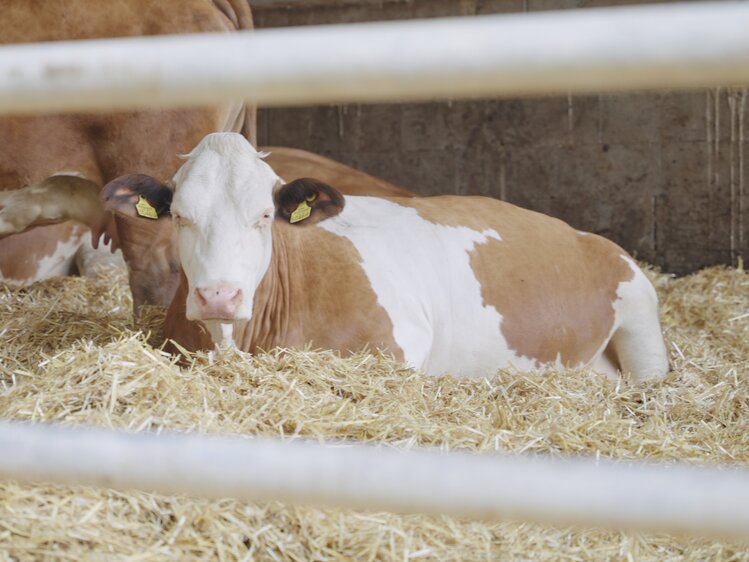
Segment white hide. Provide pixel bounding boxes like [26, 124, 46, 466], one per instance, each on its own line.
[609, 256, 670, 381]
[170, 133, 278, 322]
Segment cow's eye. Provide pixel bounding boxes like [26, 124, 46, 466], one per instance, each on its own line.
[256, 208, 274, 228]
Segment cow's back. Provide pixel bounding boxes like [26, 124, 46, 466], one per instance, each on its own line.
[412, 196, 633, 366]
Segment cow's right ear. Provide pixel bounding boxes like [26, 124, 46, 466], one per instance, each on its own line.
[101, 174, 172, 219]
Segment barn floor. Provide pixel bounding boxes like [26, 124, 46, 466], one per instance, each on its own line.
[0, 264, 748, 561]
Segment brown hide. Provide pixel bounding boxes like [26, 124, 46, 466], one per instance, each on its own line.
[0, 0, 255, 282]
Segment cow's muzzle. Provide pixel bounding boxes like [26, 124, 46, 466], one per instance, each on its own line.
[194, 284, 243, 320]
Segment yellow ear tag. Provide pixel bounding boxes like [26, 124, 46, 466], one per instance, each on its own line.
[135, 196, 158, 220]
[290, 201, 311, 223]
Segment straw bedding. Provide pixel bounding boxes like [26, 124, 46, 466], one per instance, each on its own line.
[0, 263, 748, 561]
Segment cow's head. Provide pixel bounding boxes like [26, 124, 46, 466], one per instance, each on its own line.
[103, 133, 346, 334]
[170, 133, 283, 322]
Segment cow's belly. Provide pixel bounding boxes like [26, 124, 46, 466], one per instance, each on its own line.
[0, 223, 84, 285]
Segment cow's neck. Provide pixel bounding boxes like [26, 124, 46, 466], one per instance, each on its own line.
[233, 222, 303, 352]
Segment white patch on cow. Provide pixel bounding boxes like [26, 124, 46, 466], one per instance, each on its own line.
[585, 254, 668, 381]
[171, 133, 280, 321]
[608, 255, 670, 381]
[221, 322, 236, 347]
[35, 231, 84, 280]
[319, 197, 541, 378]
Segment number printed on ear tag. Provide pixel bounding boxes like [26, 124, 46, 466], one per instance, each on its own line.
[135, 196, 158, 220]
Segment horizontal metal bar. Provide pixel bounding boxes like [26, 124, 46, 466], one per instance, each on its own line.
[0, 1, 747, 115]
[1, 421, 748, 538]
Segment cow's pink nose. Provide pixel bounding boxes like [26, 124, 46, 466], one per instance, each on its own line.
[195, 284, 243, 319]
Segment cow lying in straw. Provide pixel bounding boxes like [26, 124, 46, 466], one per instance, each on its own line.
[104, 133, 669, 381]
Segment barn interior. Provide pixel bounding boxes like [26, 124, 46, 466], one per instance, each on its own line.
[1, 0, 749, 560]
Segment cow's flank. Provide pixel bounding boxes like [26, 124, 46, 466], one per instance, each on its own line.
[396, 197, 634, 367]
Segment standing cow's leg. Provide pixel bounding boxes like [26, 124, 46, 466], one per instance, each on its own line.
[609, 263, 670, 383]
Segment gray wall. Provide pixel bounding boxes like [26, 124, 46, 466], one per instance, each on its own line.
[254, 0, 748, 274]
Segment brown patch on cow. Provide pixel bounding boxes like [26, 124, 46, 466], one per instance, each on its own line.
[264, 147, 415, 198]
[274, 178, 345, 225]
[399, 196, 634, 367]
[0, 223, 83, 281]
[240, 221, 403, 357]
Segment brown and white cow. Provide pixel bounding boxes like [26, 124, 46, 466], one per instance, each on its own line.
[112, 133, 670, 381]
[0, 0, 254, 284]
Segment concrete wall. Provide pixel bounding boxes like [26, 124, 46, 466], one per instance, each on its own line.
[254, 0, 748, 274]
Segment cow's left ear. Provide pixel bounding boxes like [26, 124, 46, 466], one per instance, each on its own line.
[101, 174, 172, 220]
[274, 178, 344, 226]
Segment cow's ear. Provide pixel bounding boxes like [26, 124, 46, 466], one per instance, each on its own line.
[101, 174, 172, 219]
[274, 178, 344, 226]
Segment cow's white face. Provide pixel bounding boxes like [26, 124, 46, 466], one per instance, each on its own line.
[170, 133, 279, 322]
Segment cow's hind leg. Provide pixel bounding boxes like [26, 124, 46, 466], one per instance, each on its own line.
[609, 267, 669, 383]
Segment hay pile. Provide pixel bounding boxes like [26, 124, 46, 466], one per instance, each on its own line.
[1, 264, 748, 560]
